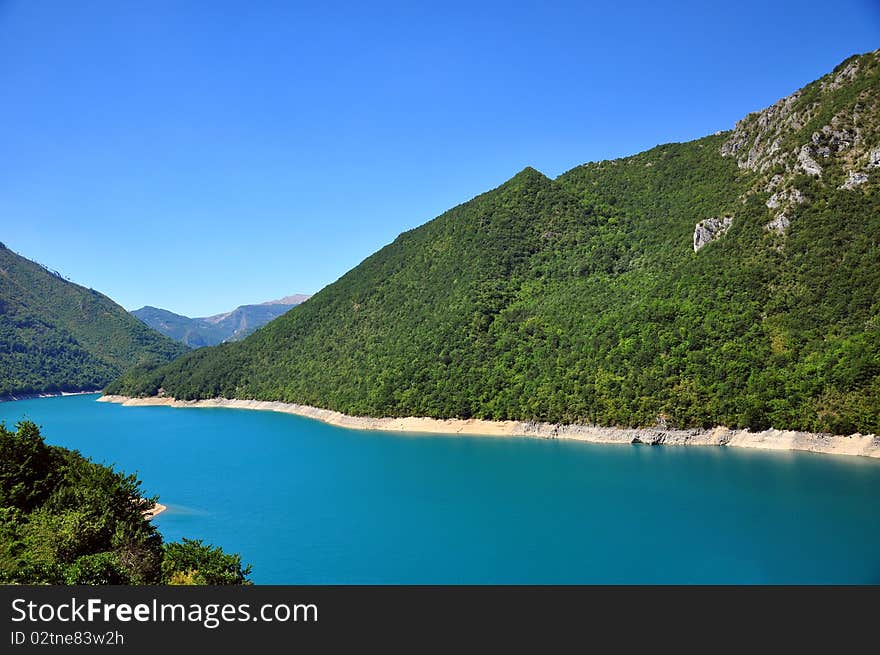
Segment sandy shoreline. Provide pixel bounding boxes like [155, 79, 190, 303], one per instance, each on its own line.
[0, 389, 103, 403]
[98, 394, 880, 459]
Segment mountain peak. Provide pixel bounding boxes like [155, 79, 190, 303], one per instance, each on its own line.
[511, 166, 548, 182]
[494, 166, 552, 196]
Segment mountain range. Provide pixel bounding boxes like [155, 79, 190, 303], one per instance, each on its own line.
[0, 243, 187, 398]
[107, 49, 880, 436]
[132, 295, 310, 348]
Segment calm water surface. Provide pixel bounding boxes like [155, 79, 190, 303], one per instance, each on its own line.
[3, 394, 880, 584]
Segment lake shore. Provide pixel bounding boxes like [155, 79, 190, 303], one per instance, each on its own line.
[98, 394, 880, 459]
[0, 389, 103, 403]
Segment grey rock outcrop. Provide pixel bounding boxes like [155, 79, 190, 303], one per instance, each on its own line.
[721, 50, 879, 192]
[797, 145, 823, 176]
[693, 216, 733, 252]
[840, 171, 869, 190]
[822, 59, 861, 91]
[766, 187, 805, 209]
[720, 92, 802, 172]
[764, 174, 784, 193]
[764, 213, 790, 235]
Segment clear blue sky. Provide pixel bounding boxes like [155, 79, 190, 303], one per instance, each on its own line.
[1, 1, 878, 316]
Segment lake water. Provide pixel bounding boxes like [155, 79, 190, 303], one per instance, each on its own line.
[3, 393, 880, 584]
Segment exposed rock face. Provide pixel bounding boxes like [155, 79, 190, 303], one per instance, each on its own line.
[693, 216, 733, 252]
[763, 184, 803, 235]
[840, 171, 869, 190]
[764, 174, 784, 193]
[822, 58, 861, 91]
[766, 187, 805, 209]
[720, 51, 878, 181]
[717, 50, 879, 254]
[814, 124, 857, 154]
[797, 145, 823, 176]
[720, 92, 802, 172]
[765, 213, 790, 235]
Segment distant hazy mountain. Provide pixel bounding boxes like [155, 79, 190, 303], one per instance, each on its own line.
[132, 295, 311, 348]
[0, 243, 188, 397]
[261, 294, 311, 306]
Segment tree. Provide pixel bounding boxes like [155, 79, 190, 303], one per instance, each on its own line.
[162, 538, 253, 585]
[0, 422, 252, 585]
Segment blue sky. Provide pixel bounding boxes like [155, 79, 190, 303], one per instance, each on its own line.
[1, 1, 878, 316]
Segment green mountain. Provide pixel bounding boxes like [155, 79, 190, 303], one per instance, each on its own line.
[132, 294, 311, 348]
[0, 244, 188, 397]
[107, 50, 880, 435]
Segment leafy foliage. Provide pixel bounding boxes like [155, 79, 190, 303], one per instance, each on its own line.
[0, 421, 250, 585]
[162, 539, 252, 585]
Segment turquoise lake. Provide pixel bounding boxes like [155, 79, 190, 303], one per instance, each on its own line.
[3, 393, 880, 584]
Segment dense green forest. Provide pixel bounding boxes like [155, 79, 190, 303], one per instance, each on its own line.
[107, 50, 880, 435]
[0, 243, 188, 397]
[0, 420, 250, 584]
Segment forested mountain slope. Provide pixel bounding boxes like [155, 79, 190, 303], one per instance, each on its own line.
[107, 50, 880, 434]
[0, 244, 188, 397]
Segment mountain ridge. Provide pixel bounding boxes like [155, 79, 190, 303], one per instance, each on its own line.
[259, 294, 312, 307]
[132, 294, 311, 348]
[0, 243, 188, 397]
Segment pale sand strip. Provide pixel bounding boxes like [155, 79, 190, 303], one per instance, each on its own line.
[98, 395, 880, 459]
[143, 502, 167, 521]
[0, 389, 103, 403]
